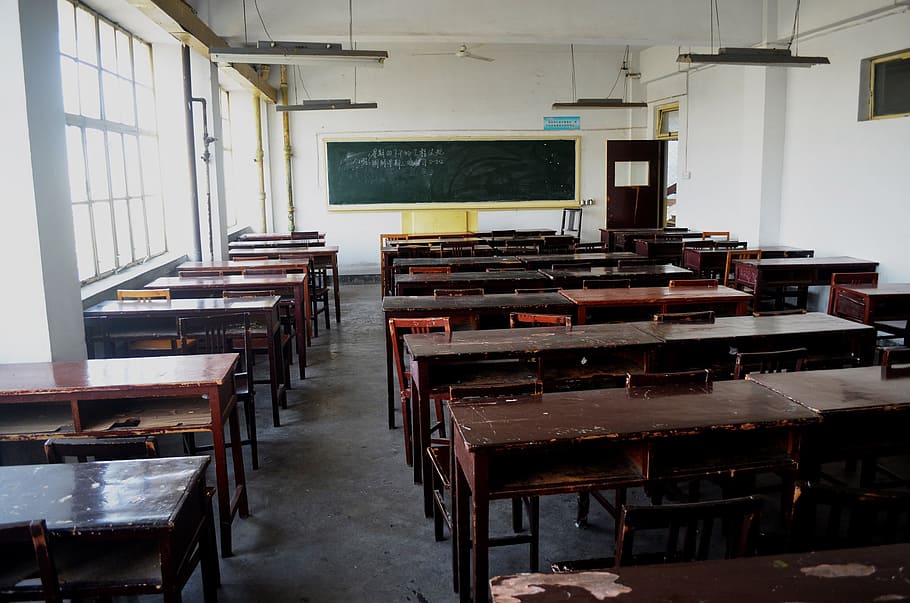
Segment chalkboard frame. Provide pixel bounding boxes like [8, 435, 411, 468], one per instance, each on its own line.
[323, 136, 581, 211]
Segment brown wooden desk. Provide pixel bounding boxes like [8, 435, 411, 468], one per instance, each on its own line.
[560, 285, 752, 324]
[381, 292, 575, 430]
[229, 238, 325, 248]
[600, 228, 702, 252]
[387, 256, 524, 297]
[83, 296, 287, 427]
[394, 270, 551, 296]
[540, 264, 693, 288]
[239, 231, 324, 241]
[490, 543, 910, 602]
[683, 245, 814, 278]
[146, 274, 308, 379]
[634, 238, 685, 264]
[830, 283, 910, 341]
[0, 355, 247, 557]
[0, 457, 218, 602]
[516, 252, 642, 269]
[733, 256, 879, 310]
[748, 366, 910, 480]
[227, 245, 341, 323]
[452, 380, 818, 602]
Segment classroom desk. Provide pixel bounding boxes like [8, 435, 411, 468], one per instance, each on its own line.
[748, 366, 910, 479]
[227, 245, 341, 323]
[83, 296, 287, 427]
[634, 238, 686, 264]
[732, 256, 879, 310]
[829, 283, 910, 341]
[228, 238, 325, 249]
[382, 292, 575, 429]
[452, 380, 818, 602]
[0, 457, 218, 602]
[636, 312, 876, 375]
[515, 252, 642, 269]
[600, 228, 701, 252]
[387, 256, 524, 296]
[490, 543, 910, 602]
[394, 270, 551, 296]
[683, 245, 814, 278]
[560, 285, 752, 324]
[239, 231, 324, 241]
[146, 274, 308, 379]
[0, 355, 248, 557]
[540, 264, 694, 288]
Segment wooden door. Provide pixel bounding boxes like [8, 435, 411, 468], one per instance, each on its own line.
[606, 140, 667, 228]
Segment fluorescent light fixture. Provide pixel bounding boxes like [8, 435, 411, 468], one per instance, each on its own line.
[552, 98, 647, 109]
[210, 41, 388, 67]
[676, 47, 829, 67]
[276, 99, 378, 111]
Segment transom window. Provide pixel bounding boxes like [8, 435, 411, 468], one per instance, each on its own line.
[58, 0, 166, 284]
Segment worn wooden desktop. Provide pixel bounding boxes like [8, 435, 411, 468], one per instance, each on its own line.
[227, 245, 342, 323]
[748, 366, 910, 479]
[239, 231, 324, 242]
[451, 380, 818, 602]
[394, 270, 552, 296]
[560, 285, 753, 324]
[83, 296, 287, 427]
[146, 274, 308, 378]
[0, 355, 247, 557]
[830, 283, 910, 339]
[490, 543, 910, 602]
[382, 292, 575, 429]
[0, 457, 217, 602]
[732, 256, 879, 310]
[540, 264, 694, 288]
[228, 238, 325, 249]
[683, 245, 814, 278]
[515, 252, 643, 269]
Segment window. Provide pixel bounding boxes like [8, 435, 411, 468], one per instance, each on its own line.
[859, 49, 910, 121]
[58, 0, 166, 284]
[655, 103, 679, 226]
[656, 102, 679, 140]
[219, 89, 238, 228]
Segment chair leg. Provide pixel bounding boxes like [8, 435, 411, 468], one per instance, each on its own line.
[512, 497, 523, 533]
[434, 398, 447, 439]
[183, 433, 197, 455]
[528, 496, 540, 572]
[401, 395, 413, 466]
[246, 398, 259, 471]
[575, 492, 590, 528]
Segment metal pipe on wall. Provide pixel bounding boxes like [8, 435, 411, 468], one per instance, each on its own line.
[280, 65, 295, 232]
[253, 93, 268, 232]
[182, 45, 203, 260]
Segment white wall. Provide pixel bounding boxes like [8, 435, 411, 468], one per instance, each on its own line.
[266, 44, 647, 273]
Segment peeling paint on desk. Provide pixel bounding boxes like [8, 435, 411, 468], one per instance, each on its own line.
[800, 563, 876, 578]
[493, 571, 631, 601]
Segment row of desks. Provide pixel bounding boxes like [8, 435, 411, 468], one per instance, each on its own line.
[453, 365, 909, 600]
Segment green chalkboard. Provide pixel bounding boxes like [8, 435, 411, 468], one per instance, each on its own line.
[325, 138, 578, 207]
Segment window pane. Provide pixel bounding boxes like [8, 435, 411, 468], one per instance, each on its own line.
[60, 56, 80, 114]
[107, 132, 126, 198]
[139, 136, 161, 194]
[99, 20, 116, 72]
[75, 7, 96, 65]
[113, 199, 133, 264]
[146, 196, 166, 254]
[133, 42, 152, 86]
[85, 128, 109, 200]
[136, 86, 156, 130]
[119, 78, 136, 126]
[129, 198, 148, 257]
[116, 30, 132, 78]
[72, 204, 96, 280]
[65, 126, 87, 202]
[78, 63, 100, 119]
[123, 135, 142, 196]
[92, 202, 115, 272]
[874, 56, 910, 117]
[101, 71, 120, 122]
[58, 0, 76, 57]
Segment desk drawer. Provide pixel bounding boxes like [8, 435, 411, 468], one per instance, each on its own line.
[647, 430, 797, 480]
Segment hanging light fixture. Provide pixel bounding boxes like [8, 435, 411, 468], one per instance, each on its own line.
[677, 0, 829, 67]
[552, 45, 647, 109]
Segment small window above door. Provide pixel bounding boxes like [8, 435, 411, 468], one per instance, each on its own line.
[656, 103, 679, 140]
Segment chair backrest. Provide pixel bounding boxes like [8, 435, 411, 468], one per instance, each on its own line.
[439, 241, 475, 257]
[561, 207, 582, 237]
[652, 310, 716, 323]
[388, 318, 451, 398]
[615, 496, 763, 566]
[117, 288, 170, 301]
[433, 288, 484, 297]
[626, 369, 712, 389]
[178, 313, 254, 395]
[552, 262, 591, 271]
[733, 347, 808, 380]
[449, 380, 543, 402]
[881, 347, 910, 379]
[44, 436, 159, 463]
[752, 308, 807, 317]
[668, 279, 718, 288]
[827, 272, 880, 313]
[509, 312, 572, 329]
[514, 287, 561, 294]
[290, 230, 323, 240]
[408, 266, 451, 275]
[724, 249, 762, 287]
[789, 481, 910, 552]
[573, 241, 606, 253]
[0, 519, 61, 603]
[701, 230, 731, 240]
[583, 279, 631, 289]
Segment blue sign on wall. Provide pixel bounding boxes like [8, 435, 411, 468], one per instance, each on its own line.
[544, 116, 580, 130]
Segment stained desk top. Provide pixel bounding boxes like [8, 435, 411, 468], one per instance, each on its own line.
[541, 265, 693, 280]
[394, 270, 548, 285]
[635, 312, 874, 342]
[392, 256, 523, 269]
[837, 283, 910, 297]
[0, 457, 209, 531]
[560, 285, 752, 306]
[451, 380, 817, 451]
[147, 274, 306, 289]
[84, 296, 280, 316]
[737, 256, 878, 268]
[382, 292, 572, 313]
[177, 259, 311, 270]
[229, 246, 339, 256]
[748, 365, 910, 414]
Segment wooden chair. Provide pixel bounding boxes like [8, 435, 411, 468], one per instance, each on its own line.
[0, 519, 61, 603]
[439, 241, 475, 257]
[408, 266, 451, 275]
[561, 207, 582, 237]
[723, 249, 761, 288]
[509, 312, 572, 329]
[626, 369, 712, 389]
[308, 259, 332, 336]
[179, 313, 260, 469]
[552, 262, 591, 271]
[827, 271, 879, 314]
[653, 311, 716, 323]
[222, 290, 294, 394]
[44, 436, 159, 463]
[388, 317, 451, 466]
[115, 289, 193, 355]
[433, 288, 484, 297]
[668, 278, 718, 288]
[701, 231, 730, 240]
[514, 287, 561, 294]
[881, 347, 910, 379]
[573, 241, 607, 253]
[733, 348, 808, 380]
[583, 278, 631, 289]
[789, 481, 910, 552]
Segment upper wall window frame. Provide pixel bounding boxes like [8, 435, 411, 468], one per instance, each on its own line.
[859, 48, 910, 121]
[656, 102, 679, 140]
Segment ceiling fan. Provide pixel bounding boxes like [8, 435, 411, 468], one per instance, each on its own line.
[414, 43, 494, 62]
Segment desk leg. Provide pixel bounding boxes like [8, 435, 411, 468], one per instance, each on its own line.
[269, 318, 283, 427]
[386, 319, 396, 429]
[455, 454, 470, 600]
[577, 306, 587, 325]
[471, 452, 490, 603]
[332, 254, 341, 323]
[410, 358, 428, 488]
[210, 408, 239, 557]
[229, 405, 250, 518]
[296, 283, 308, 380]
